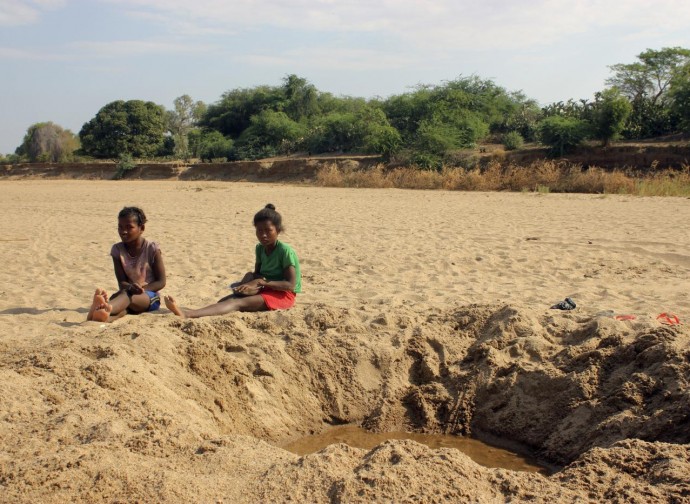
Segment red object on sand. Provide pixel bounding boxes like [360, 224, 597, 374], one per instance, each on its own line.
[615, 314, 636, 321]
[656, 313, 681, 325]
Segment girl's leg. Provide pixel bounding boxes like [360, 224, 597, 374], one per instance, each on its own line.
[90, 290, 151, 322]
[165, 294, 266, 319]
[107, 290, 151, 315]
[87, 288, 108, 321]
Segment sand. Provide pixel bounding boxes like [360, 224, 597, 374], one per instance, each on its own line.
[0, 180, 689, 503]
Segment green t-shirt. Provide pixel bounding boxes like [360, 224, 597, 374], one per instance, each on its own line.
[255, 240, 302, 293]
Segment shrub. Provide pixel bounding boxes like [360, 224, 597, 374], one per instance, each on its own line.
[537, 116, 589, 157]
[113, 153, 136, 180]
[502, 131, 524, 150]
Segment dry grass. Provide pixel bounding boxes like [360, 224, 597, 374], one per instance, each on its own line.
[315, 161, 690, 196]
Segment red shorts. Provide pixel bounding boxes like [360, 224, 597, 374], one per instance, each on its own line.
[260, 289, 296, 310]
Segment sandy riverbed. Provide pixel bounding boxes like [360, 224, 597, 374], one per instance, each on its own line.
[0, 180, 688, 502]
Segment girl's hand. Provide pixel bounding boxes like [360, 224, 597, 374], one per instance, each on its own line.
[233, 284, 262, 296]
[127, 283, 144, 295]
[233, 278, 264, 296]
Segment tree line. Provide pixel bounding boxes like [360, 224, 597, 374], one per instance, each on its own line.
[4, 47, 690, 168]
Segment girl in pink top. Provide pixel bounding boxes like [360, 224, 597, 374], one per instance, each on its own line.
[87, 207, 167, 322]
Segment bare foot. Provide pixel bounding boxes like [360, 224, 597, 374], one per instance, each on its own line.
[164, 295, 186, 318]
[87, 288, 109, 321]
[91, 302, 112, 323]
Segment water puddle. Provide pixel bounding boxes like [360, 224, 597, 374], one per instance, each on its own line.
[282, 425, 550, 474]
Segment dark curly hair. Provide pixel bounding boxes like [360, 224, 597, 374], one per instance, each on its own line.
[253, 203, 283, 232]
[118, 206, 147, 226]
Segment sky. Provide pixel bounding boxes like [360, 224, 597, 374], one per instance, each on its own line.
[2, 0, 690, 154]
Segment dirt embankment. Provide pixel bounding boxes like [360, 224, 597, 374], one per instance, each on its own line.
[501, 144, 690, 170]
[2, 143, 689, 183]
[0, 157, 382, 182]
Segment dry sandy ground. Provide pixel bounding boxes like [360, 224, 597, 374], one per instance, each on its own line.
[0, 180, 689, 503]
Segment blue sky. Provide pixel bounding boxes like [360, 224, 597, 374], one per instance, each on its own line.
[2, 0, 690, 154]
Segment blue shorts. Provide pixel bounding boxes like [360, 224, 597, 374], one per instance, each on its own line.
[113, 289, 160, 314]
[145, 290, 161, 312]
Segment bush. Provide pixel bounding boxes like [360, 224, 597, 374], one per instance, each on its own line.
[15, 122, 80, 162]
[197, 131, 234, 161]
[502, 131, 524, 150]
[537, 116, 589, 157]
[113, 153, 136, 180]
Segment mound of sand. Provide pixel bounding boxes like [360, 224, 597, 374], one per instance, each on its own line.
[1, 181, 689, 502]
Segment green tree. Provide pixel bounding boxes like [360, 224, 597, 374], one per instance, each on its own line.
[234, 110, 306, 159]
[537, 116, 589, 157]
[607, 47, 690, 104]
[670, 63, 690, 132]
[607, 47, 690, 138]
[167, 95, 206, 158]
[195, 130, 233, 161]
[282, 74, 319, 121]
[591, 89, 633, 146]
[200, 85, 284, 138]
[15, 122, 79, 162]
[79, 100, 167, 158]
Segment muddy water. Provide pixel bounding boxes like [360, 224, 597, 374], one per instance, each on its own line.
[282, 425, 550, 474]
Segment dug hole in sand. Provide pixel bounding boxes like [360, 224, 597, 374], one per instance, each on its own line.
[1, 302, 688, 502]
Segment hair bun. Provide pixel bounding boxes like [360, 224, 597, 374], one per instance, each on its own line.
[265, 203, 276, 210]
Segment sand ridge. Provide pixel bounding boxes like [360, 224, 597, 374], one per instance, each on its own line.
[0, 181, 689, 502]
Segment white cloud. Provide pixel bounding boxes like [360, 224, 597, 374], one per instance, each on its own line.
[0, 45, 68, 60]
[238, 46, 416, 71]
[68, 39, 218, 57]
[101, 0, 690, 50]
[0, 0, 65, 26]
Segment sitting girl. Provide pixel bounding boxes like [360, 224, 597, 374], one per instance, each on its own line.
[165, 204, 301, 318]
[87, 206, 166, 322]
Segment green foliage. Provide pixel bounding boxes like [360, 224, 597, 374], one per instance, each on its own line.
[607, 47, 690, 104]
[623, 97, 674, 138]
[167, 94, 206, 159]
[200, 85, 285, 138]
[670, 64, 690, 133]
[306, 112, 359, 153]
[113, 153, 136, 180]
[282, 74, 320, 121]
[382, 77, 507, 165]
[196, 130, 233, 162]
[504, 100, 542, 141]
[502, 131, 524, 150]
[591, 89, 633, 146]
[606, 47, 690, 138]
[233, 110, 306, 160]
[15, 122, 79, 162]
[537, 116, 589, 157]
[79, 100, 167, 158]
[362, 123, 401, 160]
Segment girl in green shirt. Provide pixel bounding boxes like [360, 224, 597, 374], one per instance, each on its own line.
[165, 204, 301, 318]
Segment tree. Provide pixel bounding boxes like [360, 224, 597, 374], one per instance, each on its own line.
[607, 47, 690, 105]
[79, 100, 167, 158]
[200, 86, 284, 138]
[670, 63, 690, 132]
[15, 122, 79, 162]
[234, 110, 306, 159]
[167, 95, 206, 158]
[537, 116, 589, 157]
[591, 89, 632, 146]
[282, 74, 319, 121]
[193, 130, 233, 162]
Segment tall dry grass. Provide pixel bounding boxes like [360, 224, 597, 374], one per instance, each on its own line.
[315, 161, 690, 196]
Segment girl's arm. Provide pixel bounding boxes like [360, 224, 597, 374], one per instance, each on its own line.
[113, 257, 132, 291]
[142, 249, 166, 293]
[257, 265, 296, 292]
